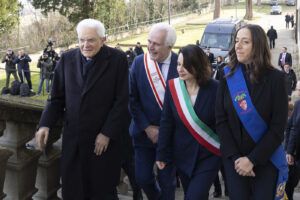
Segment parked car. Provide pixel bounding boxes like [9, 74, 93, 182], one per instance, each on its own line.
[270, 5, 282, 15]
[199, 18, 247, 65]
[270, 0, 278, 5]
[286, 0, 295, 6]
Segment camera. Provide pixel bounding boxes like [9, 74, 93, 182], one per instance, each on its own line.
[7, 54, 12, 59]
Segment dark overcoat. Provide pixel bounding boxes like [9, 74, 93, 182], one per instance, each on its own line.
[39, 45, 129, 199]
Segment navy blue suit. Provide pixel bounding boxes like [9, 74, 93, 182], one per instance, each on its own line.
[157, 79, 221, 199]
[129, 52, 178, 200]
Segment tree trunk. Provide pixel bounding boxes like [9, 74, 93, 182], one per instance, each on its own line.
[214, 0, 221, 19]
[244, 0, 253, 20]
[256, 0, 261, 6]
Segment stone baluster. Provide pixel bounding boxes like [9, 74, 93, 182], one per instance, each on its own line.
[0, 99, 62, 200]
[33, 124, 62, 200]
[0, 121, 13, 200]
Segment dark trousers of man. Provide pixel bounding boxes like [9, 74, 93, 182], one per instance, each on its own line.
[269, 38, 275, 49]
[213, 164, 228, 196]
[177, 164, 218, 200]
[135, 147, 176, 200]
[286, 21, 290, 29]
[285, 165, 299, 200]
[18, 69, 32, 89]
[5, 70, 19, 88]
[223, 157, 278, 200]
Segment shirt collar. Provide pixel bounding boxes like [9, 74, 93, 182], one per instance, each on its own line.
[160, 52, 172, 65]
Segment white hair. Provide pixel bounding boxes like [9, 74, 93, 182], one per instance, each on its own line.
[149, 23, 177, 47]
[76, 19, 105, 38]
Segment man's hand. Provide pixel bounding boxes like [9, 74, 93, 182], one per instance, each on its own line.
[145, 125, 159, 144]
[234, 157, 254, 176]
[94, 133, 110, 156]
[156, 161, 166, 170]
[286, 154, 294, 165]
[35, 127, 50, 151]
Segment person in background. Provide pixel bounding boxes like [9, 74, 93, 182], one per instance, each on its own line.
[205, 46, 214, 66]
[214, 56, 226, 80]
[156, 44, 221, 199]
[14, 49, 33, 91]
[283, 64, 297, 96]
[2, 48, 19, 88]
[125, 46, 136, 68]
[134, 42, 144, 56]
[278, 47, 292, 70]
[285, 13, 291, 29]
[36, 52, 53, 96]
[285, 93, 299, 200]
[266, 26, 277, 49]
[216, 24, 288, 200]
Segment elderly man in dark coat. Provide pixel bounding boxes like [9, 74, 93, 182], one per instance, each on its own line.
[35, 19, 129, 199]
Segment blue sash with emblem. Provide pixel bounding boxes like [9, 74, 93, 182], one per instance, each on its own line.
[224, 65, 288, 200]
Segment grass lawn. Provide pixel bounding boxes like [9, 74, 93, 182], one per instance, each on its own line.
[0, 3, 295, 105]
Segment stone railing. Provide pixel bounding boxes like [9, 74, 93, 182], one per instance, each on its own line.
[0, 99, 62, 200]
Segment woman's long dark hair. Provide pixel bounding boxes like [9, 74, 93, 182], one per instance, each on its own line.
[179, 44, 211, 86]
[227, 24, 275, 83]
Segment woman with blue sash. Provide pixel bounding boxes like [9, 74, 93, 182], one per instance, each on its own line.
[216, 24, 289, 200]
[156, 45, 221, 200]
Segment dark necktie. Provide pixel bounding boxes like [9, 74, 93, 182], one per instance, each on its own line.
[83, 59, 94, 79]
[158, 62, 163, 71]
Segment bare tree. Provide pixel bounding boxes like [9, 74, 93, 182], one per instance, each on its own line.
[214, 0, 221, 19]
[244, 0, 253, 20]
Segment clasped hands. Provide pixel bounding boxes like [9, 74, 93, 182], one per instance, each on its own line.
[234, 157, 255, 177]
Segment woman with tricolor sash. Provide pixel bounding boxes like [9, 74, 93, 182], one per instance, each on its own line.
[156, 44, 221, 199]
[216, 24, 289, 200]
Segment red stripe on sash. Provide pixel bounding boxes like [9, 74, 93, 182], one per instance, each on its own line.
[144, 53, 164, 108]
[169, 79, 221, 156]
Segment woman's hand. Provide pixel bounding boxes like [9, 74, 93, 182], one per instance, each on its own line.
[156, 161, 166, 170]
[234, 157, 255, 176]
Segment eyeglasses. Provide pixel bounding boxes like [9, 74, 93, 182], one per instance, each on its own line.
[79, 38, 99, 44]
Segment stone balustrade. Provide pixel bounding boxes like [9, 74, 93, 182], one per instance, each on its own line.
[0, 99, 62, 200]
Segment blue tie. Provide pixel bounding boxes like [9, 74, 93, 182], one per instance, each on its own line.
[158, 62, 163, 71]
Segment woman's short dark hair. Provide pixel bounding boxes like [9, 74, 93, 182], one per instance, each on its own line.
[179, 44, 211, 86]
[217, 56, 223, 62]
[227, 24, 274, 83]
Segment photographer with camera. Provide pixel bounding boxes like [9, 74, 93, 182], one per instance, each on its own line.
[36, 52, 53, 96]
[2, 48, 19, 88]
[14, 50, 33, 91]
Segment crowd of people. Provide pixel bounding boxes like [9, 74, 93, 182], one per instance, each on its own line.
[31, 17, 300, 200]
[1, 44, 63, 96]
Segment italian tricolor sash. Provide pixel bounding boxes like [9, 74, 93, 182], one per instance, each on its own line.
[169, 78, 221, 156]
[144, 53, 166, 110]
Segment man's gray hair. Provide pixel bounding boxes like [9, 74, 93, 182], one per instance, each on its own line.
[76, 19, 106, 38]
[149, 23, 177, 47]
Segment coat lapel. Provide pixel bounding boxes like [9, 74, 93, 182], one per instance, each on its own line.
[81, 45, 110, 97]
[166, 52, 178, 80]
[73, 49, 84, 90]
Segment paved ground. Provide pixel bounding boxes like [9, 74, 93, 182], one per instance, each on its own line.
[118, 8, 300, 200]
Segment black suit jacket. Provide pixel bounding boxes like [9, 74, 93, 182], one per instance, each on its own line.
[206, 52, 214, 64]
[39, 46, 129, 198]
[286, 100, 300, 161]
[216, 65, 288, 166]
[278, 52, 292, 67]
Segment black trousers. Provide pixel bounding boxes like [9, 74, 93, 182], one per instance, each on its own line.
[269, 38, 275, 49]
[5, 70, 19, 88]
[223, 157, 278, 200]
[285, 165, 299, 200]
[18, 69, 32, 89]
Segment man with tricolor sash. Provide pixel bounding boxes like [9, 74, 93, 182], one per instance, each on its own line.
[129, 23, 178, 200]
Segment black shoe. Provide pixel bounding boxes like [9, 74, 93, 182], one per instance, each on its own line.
[213, 190, 222, 198]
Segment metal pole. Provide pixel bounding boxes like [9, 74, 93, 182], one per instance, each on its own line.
[168, 0, 170, 24]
